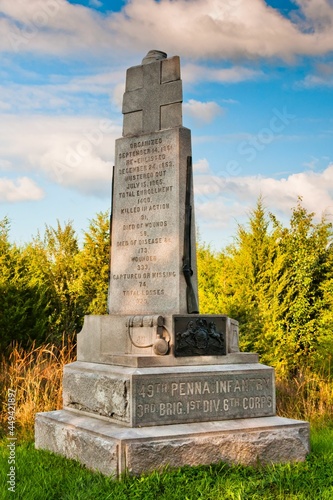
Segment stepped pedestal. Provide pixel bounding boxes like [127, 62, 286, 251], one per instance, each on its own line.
[35, 314, 309, 476]
[35, 50, 310, 476]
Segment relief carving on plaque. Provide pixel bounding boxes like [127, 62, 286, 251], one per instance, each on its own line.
[174, 317, 226, 357]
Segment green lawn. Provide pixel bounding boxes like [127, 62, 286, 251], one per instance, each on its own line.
[1, 428, 333, 500]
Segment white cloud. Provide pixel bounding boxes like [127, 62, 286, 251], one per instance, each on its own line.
[0, 159, 12, 171]
[193, 158, 210, 173]
[53, 71, 125, 95]
[221, 98, 239, 105]
[0, 0, 109, 56]
[194, 163, 333, 229]
[0, 114, 121, 197]
[0, 100, 11, 111]
[0, 177, 44, 202]
[0, 69, 125, 113]
[303, 156, 320, 170]
[183, 100, 223, 124]
[0, 84, 71, 112]
[112, 82, 125, 110]
[296, 0, 333, 31]
[300, 74, 333, 88]
[1, 0, 333, 62]
[89, 0, 102, 7]
[108, 0, 333, 61]
[182, 64, 263, 84]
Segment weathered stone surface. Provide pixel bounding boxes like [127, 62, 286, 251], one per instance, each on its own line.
[63, 362, 130, 424]
[122, 53, 182, 136]
[100, 352, 257, 368]
[77, 314, 165, 361]
[126, 425, 310, 473]
[77, 314, 240, 364]
[102, 352, 258, 372]
[35, 410, 310, 477]
[63, 362, 275, 427]
[108, 127, 198, 316]
[76, 314, 127, 362]
[35, 411, 119, 477]
[142, 50, 167, 65]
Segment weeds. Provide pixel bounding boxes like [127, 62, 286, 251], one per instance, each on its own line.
[0, 341, 333, 498]
[0, 336, 76, 438]
[276, 370, 333, 428]
[0, 339, 332, 437]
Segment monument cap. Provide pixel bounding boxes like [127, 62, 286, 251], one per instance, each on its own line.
[142, 50, 167, 64]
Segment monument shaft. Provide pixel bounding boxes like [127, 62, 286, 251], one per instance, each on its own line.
[35, 50, 310, 476]
[108, 127, 196, 315]
[109, 51, 197, 316]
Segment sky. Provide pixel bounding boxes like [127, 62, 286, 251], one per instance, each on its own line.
[1, 0, 333, 249]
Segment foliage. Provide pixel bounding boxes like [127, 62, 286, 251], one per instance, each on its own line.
[41, 220, 82, 337]
[1, 341, 331, 440]
[276, 369, 333, 428]
[2, 198, 333, 379]
[0, 218, 51, 350]
[74, 211, 110, 315]
[0, 429, 333, 499]
[196, 241, 226, 314]
[0, 212, 110, 352]
[198, 197, 333, 378]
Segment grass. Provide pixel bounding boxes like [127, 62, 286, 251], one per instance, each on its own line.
[0, 428, 332, 499]
[1, 340, 332, 437]
[0, 337, 76, 439]
[276, 370, 333, 429]
[1, 341, 333, 498]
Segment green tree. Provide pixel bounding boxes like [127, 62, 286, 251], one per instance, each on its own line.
[218, 198, 277, 357]
[197, 241, 225, 314]
[0, 217, 13, 288]
[41, 220, 83, 339]
[0, 215, 111, 351]
[197, 198, 333, 377]
[0, 217, 21, 349]
[0, 218, 52, 350]
[74, 211, 110, 314]
[272, 201, 333, 376]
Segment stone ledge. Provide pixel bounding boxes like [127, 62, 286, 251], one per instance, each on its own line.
[77, 314, 245, 366]
[35, 410, 310, 477]
[63, 361, 276, 427]
[99, 352, 258, 368]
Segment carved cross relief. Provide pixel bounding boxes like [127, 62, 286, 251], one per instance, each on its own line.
[122, 55, 183, 136]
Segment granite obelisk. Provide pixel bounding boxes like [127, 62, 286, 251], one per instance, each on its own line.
[108, 50, 198, 316]
[35, 51, 310, 477]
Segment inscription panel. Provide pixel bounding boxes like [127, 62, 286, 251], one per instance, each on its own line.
[109, 128, 191, 315]
[132, 369, 275, 426]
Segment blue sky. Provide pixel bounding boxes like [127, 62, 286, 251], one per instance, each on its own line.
[1, 0, 333, 249]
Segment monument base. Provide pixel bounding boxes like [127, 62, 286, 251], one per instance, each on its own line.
[62, 361, 276, 427]
[35, 410, 310, 477]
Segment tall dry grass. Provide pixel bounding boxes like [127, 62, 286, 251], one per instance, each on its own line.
[276, 368, 333, 428]
[0, 337, 76, 438]
[1, 339, 332, 437]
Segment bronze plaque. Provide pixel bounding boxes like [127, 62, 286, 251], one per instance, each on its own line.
[174, 315, 227, 357]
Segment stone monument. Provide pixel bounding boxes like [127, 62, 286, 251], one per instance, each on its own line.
[35, 51, 310, 476]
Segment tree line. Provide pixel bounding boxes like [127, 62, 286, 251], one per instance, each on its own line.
[198, 198, 333, 378]
[1, 199, 333, 378]
[0, 212, 110, 351]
